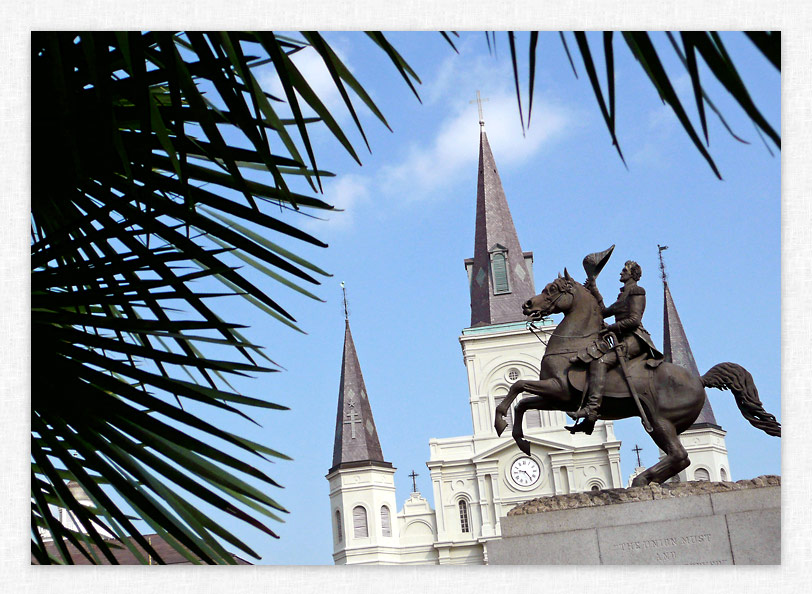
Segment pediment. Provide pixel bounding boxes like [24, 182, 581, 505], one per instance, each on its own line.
[472, 436, 574, 464]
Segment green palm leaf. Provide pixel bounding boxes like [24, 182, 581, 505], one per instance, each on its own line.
[32, 30, 422, 564]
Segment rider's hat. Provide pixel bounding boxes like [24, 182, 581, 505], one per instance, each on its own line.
[583, 244, 615, 279]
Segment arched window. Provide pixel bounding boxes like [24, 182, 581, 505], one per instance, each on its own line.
[380, 506, 391, 537]
[694, 468, 710, 482]
[335, 510, 343, 543]
[720, 467, 728, 482]
[353, 505, 368, 538]
[458, 499, 470, 534]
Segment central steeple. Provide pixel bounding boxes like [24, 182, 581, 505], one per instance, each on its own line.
[466, 125, 535, 327]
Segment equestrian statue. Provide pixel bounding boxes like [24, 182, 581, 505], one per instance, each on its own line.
[494, 245, 780, 487]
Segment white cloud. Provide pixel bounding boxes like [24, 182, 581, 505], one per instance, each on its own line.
[304, 174, 370, 232]
[379, 93, 569, 202]
[261, 44, 352, 120]
[301, 40, 572, 231]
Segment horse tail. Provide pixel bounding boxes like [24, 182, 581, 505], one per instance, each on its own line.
[702, 362, 781, 437]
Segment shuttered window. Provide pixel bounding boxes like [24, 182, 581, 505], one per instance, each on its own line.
[694, 468, 710, 482]
[353, 506, 368, 538]
[335, 510, 343, 542]
[380, 506, 391, 537]
[458, 500, 470, 533]
[526, 408, 542, 428]
[491, 251, 510, 294]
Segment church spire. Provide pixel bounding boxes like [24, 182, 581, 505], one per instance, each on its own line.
[330, 292, 389, 472]
[659, 247, 719, 426]
[467, 122, 535, 327]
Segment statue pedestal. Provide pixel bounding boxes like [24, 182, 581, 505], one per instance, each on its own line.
[488, 476, 780, 565]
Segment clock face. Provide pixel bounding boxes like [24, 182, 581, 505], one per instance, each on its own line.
[510, 457, 541, 487]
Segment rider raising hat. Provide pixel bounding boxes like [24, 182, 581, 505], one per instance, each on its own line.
[568, 260, 662, 434]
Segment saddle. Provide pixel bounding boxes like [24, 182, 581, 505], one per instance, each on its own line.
[568, 355, 662, 399]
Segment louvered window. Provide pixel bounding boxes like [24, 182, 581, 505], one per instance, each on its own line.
[458, 500, 470, 533]
[491, 251, 510, 294]
[353, 505, 368, 538]
[694, 468, 710, 482]
[335, 510, 343, 542]
[380, 506, 391, 537]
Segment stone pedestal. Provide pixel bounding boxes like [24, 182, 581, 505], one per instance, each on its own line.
[488, 476, 780, 565]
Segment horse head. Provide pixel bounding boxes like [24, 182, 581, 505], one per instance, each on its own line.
[523, 268, 580, 320]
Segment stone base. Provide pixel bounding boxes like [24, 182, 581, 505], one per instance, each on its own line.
[488, 476, 780, 565]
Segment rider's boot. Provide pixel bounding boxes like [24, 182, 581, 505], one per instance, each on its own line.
[567, 360, 606, 435]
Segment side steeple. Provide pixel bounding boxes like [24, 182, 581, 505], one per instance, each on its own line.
[659, 247, 718, 426]
[327, 285, 400, 564]
[330, 292, 389, 472]
[466, 123, 535, 327]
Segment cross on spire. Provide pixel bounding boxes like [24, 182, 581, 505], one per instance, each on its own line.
[343, 400, 361, 439]
[657, 244, 669, 286]
[409, 469, 419, 493]
[632, 444, 643, 467]
[470, 90, 489, 128]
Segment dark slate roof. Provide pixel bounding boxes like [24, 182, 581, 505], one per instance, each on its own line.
[469, 129, 535, 327]
[330, 320, 390, 473]
[33, 533, 251, 565]
[663, 282, 719, 426]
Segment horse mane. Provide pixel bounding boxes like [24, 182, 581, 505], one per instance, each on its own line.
[553, 274, 602, 318]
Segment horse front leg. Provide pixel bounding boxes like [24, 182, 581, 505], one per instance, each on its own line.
[494, 378, 565, 438]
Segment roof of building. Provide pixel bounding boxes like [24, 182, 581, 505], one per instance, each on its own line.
[468, 128, 535, 327]
[329, 319, 390, 473]
[663, 281, 719, 426]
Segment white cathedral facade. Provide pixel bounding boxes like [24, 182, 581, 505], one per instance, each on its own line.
[326, 123, 730, 565]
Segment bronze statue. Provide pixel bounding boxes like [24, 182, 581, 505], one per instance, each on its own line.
[494, 247, 780, 487]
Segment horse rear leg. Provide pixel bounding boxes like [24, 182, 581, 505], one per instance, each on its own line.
[631, 417, 690, 487]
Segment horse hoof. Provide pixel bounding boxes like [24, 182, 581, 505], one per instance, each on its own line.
[631, 475, 649, 488]
[516, 438, 531, 456]
[495, 417, 506, 436]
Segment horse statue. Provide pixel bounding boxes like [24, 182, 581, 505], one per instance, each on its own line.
[494, 267, 781, 487]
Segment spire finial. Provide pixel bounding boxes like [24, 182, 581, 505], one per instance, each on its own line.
[657, 244, 669, 286]
[340, 281, 349, 321]
[470, 90, 489, 129]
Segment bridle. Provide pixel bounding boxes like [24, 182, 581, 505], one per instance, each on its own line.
[525, 281, 603, 350]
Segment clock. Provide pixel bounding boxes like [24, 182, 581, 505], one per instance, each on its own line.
[510, 457, 541, 487]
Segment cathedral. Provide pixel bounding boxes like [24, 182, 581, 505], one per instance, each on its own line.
[325, 121, 731, 565]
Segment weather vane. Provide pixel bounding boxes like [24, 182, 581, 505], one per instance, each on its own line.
[469, 90, 489, 128]
[340, 281, 349, 320]
[657, 244, 669, 286]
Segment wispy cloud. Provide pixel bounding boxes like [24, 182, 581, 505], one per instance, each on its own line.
[303, 40, 572, 232]
[260, 42, 353, 120]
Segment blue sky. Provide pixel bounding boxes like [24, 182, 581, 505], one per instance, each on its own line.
[198, 31, 780, 565]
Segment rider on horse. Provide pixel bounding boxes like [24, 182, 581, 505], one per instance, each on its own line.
[568, 260, 662, 434]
